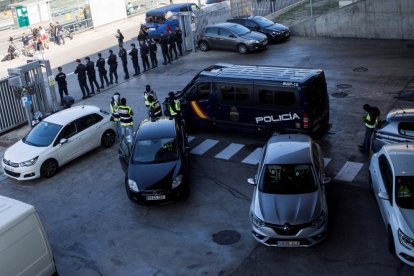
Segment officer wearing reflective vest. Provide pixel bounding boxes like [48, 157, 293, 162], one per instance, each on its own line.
[110, 92, 121, 137]
[147, 94, 162, 119]
[144, 84, 157, 108]
[167, 91, 181, 118]
[117, 97, 134, 143]
[359, 104, 380, 153]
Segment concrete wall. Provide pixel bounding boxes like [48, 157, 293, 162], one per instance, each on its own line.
[291, 0, 414, 39]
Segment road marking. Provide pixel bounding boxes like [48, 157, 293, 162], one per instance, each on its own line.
[188, 136, 196, 142]
[190, 139, 219, 155]
[242, 147, 262, 165]
[215, 143, 244, 160]
[334, 161, 364, 182]
[324, 158, 331, 167]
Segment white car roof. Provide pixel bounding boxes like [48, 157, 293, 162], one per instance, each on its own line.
[44, 105, 102, 126]
[384, 143, 414, 176]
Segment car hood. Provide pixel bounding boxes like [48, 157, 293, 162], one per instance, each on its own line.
[264, 23, 289, 32]
[4, 140, 45, 162]
[128, 160, 181, 190]
[240, 31, 266, 41]
[397, 208, 414, 237]
[256, 191, 321, 225]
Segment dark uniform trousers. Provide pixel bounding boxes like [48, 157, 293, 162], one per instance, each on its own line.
[161, 46, 171, 64]
[132, 58, 140, 75]
[58, 85, 68, 103]
[150, 52, 157, 68]
[87, 73, 100, 93]
[79, 78, 90, 97]
[98, 70, 109, 87]
[121, 58, 129, 78]
[109, 66, 118, 83]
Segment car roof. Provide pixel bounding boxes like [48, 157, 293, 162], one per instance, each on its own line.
[264, 134, 312, 164]
[384, 143, 414, 176]
[205, 22, 239, 29]
[44, 105, 102, 126]
[229, 15, 266, 21]
[136, 117, 177, 140]
[386, 108, 414, 122]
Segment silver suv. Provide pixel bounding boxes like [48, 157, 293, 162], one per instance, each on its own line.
[247, 134, 330, 247]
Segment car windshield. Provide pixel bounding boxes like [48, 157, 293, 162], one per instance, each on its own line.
[254, 16, 274, 27]
[228, 24, 250, 36]
[22, 121, 62, 147]
[395, 176, 414, 209]
[132, 137, 178, 164]
[259, 164, 317, 194]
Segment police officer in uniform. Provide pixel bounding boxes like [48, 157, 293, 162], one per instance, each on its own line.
[359, 104, 380, 153]
[144, 84, 157, 110]
[148, 38, 158, 68]
[129, 43, 141, 76]
[54, 66, 69, 106]
[74, 59, 90, 99]
[139, 40, 150, 72]
[147, 94, 162, 119]
[175, 26, 183, 56]
[85, 56, 100, 94]
[168, 29, 178, 60]
[107, 49, 118, 84]
[119, 45, 129, 80]
[166, 91, 181, 119]
[117, 98, 134, 143]
[159, 32, 171, 65]
[96, 53, 109, 88]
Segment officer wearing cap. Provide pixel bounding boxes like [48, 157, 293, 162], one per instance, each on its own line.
[74, 58, 90, 99]
[85, 56, 100, 94]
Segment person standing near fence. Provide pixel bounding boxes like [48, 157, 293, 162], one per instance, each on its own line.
[96, 53, 109, 88]
[175, 26, 183, 56]
[148, 38, 158, 69]
[74, 58, 91, 99]
[159, 32, 171, 65]
[129, 43, 141, 76]
[116, 29, 124, 47]
[139, 40, 150, 72]
[56, 22, 65, 45]
[168, 29, 178, 60]
[107, 49, 118, 84]
[85, 56, 100, 94]
[118, 45, 129, 80]
[54, 66, 69, 106]
[49, 23, 57, 44]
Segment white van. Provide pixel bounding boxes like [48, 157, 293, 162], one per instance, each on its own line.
[0, 196, 57, 276]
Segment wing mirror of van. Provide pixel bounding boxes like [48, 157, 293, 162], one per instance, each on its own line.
[247, 177, 256, 186]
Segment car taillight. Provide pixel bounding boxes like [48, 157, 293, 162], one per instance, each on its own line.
[303, 113, 309, 129]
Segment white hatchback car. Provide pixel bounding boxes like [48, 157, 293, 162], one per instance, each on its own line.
[2, 105, 116, 180]
[369, 143, 414, 266]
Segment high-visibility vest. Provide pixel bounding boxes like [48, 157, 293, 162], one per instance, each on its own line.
[365, 113, 379, 128]
[149, 100, 162, 117]
[118, 105, 133, 126]
[168, 99, 180, 116]
[144, 90, 157, 107]
[110, 101, 120, 121]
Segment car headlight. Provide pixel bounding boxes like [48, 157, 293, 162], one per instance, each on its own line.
[398, 229, 414, 249]
[311, 211, 326, 229]
[172, 174, 183, 189]
[128, 179, 139, 192]
[252, 213, 265, 227]
[19, 156, 38, 167]
[271, 31, 277, 37]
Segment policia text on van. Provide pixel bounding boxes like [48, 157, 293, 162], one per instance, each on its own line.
[176, 63, 330, 136]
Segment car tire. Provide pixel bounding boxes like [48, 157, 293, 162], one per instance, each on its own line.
[40, 159, 58, 178]
[199, 41, 209, 51]
[388, 227, 396, 255]
[101, 130, 116, 148]
[237, 44, 248, 54]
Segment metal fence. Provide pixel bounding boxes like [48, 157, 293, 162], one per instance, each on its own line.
[251, 0, 303, 16]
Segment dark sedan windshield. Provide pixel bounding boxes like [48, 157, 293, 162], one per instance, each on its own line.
[132, 138, 178, 164]
[254, 16, 274, 27]
[396, 176, 414, 209]
[260, 164, 317, 194]
[23, 121, 62, 147]
[228, 24, 250, 36]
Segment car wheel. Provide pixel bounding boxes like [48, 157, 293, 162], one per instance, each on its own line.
[199, 41, 209, 51]
[388, 227, 396, 255]
[237, 44, 248, 54]
[101, 130, 116, 148]
[40, 159, 58, 178]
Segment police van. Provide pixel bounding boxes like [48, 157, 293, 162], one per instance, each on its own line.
[177, 63, 330, 136]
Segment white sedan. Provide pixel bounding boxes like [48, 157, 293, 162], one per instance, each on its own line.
[369, 143, 414, 266]
[2, 105, 116, 180]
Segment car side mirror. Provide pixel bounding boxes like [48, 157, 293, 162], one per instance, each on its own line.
[59, 138, 68, 145]
[322, 176, 331, 185]
[247, 177, 256, 186]
[378, 191, 389, 200]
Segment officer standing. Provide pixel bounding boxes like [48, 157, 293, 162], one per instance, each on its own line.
[96, 53, 109, 88]
[166, 91, 181, 119]
[148, 38, 158, 69]
[168, 29, 178, 60]
[110, 92, 121, 138]
[119, 45, 129, 80]
[175, 26, 183, 56]
[129, 43, 141, 76]
[359, 104, 380, 153]
[159, 32, 171, 65]
[147, 94, 162, 119]
[116, 29, 124, 47]
[139, 40, 150, 72]
[117, 98, 134, 144]
[85, 56, 100, 94]
[144, 84, 157, 110]
[54, 66, 69, 106]
[107, 49, 118, 84]
[74, 58, 90, 99]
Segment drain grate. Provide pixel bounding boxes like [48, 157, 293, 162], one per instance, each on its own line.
[212, 230, 241, 245]
[353, 67, 368, 72]
[331, 92, 348, 98]
[336, 84, 352, 89]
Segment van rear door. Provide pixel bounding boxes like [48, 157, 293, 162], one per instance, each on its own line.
[304, 74, 329, 135]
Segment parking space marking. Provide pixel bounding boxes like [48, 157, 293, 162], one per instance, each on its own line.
[324, 158, 332, 167]
[242, 148, 263, 165]
[215, 143, 245, 160]
[334, 161, 364, 182]
[188, 136, 196, 142]
[190, 139, 219, 155]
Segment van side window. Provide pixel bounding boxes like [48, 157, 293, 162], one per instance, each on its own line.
[217, 83, 252, 106]
[197, 83, 211, 101]
[275, 91, 295, 106]
[257, 87, 296, 107]
[258, 89, 273, 105]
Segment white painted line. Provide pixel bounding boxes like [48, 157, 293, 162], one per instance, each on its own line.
[215, 143, 245, 160]
[188, 136, 196, 142]
[190, 139, 219, 155]
[334, 161, 364, 182]
[242, 147, 263, 165]
[324, 158, 332, 167]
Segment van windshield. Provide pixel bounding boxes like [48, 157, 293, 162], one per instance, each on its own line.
[146, 15, 166, 24]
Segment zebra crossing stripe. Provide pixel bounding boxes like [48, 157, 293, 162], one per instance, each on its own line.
[190, 139, 219, 155]
[242, 148, 263, 165]
[215, 143, 245, 160]
[334, 161, 364, 182]
[323, 158, 332, 167]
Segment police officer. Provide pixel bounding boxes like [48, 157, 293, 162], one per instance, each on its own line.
[119, 45, 129, 80]
[359, 104, 380, 153]
[116, 29, 124, 47]
[110, 92, 121, 138]
[168, 29, 178, 60]
[139, 40, 150, 72]
[159, 32, 171, 65]
[144, 84, 157, 109]
[85, 56, 100, 94]
[148, 38, 158, 69]
[54, 66, 69, 106]
[74, 58, 90, 99]
[129, 43, 141, 76]
[147, 94, 162, 119]
[107, 49, 118, 84]
[117, 98, 134, 143]
[166, 91, 181, 118]
[175, 26, 183, 56]
[96, 53, 109, 88]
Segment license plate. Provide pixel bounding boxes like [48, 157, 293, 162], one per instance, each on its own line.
[146, 195, 166, 201]
[277, 240, 300, 247]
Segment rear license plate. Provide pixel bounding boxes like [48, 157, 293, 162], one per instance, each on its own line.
[277, 240, 300, 247]
[146, 195, 166, 201]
